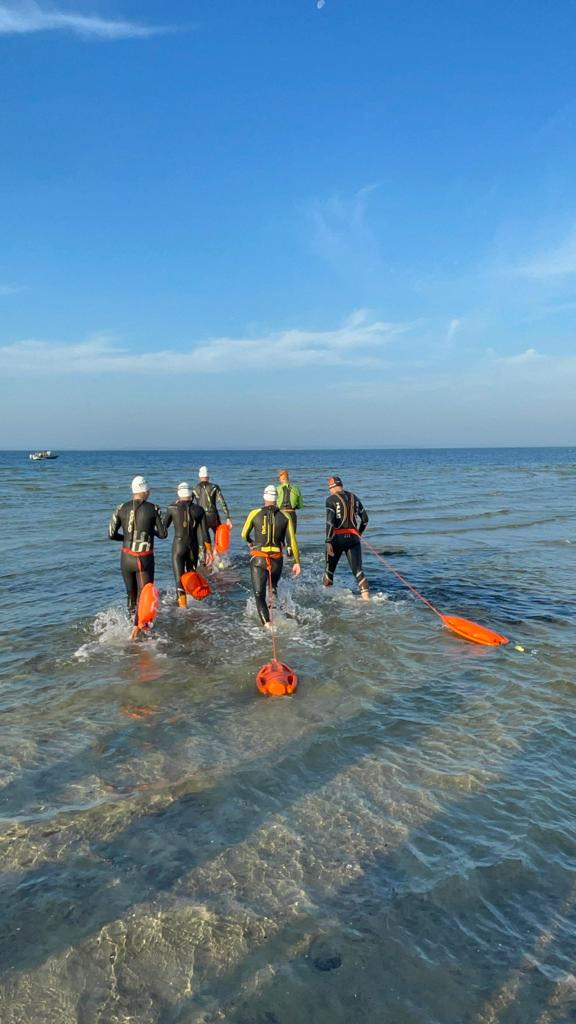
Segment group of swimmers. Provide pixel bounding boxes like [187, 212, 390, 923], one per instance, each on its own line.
[108, 465, 370, 632]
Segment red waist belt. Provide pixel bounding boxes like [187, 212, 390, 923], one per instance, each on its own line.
[122, 547, 154, 556]
[332, 528, 360, 537]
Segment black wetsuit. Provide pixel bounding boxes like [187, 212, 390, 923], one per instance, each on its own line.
[324, 489, 369, 593]
[241, 505, 300, 624]
[191, 481, 230, 541]
[163, 499, 210, 600]
[108, 499, 167, 618]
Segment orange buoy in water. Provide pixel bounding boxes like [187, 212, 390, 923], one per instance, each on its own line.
[181, 571, 212, 601]
[137, 582, 159, 629]
[256, 658, 298, 696]
[440, 614, 508, 647]
[214, 523, 231, 554]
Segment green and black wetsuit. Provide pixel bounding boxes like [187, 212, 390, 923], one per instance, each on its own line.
[277, 480, 303, 551]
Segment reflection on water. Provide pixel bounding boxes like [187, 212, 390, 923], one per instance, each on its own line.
[0, 448, 575, 1023]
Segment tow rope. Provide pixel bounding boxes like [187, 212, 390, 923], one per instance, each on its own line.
[360, 535, 509, 647]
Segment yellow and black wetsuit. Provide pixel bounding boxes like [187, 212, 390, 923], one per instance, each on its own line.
[324, 490, 369, 593]
[108, 499, 167, 619]
[241, 505, 300, 624]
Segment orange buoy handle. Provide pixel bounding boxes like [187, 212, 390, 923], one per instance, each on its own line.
[181, 571, 212, 600]
[256, 658, 298, 696]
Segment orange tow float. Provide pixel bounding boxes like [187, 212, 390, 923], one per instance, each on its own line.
[214, 523, 231, 554]
[181, 571, 212, 601]
[256, 659, 298, 696]
[361, 537, 509, 647]
[137, 582, 159, 628]
[130, 582, 159, 639]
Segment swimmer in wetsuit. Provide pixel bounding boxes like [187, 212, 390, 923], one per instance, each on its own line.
[192, 465, 233, 546]
[108, 475, 167, 621]
[163, 482, 213, 606]
[277, 468, 303, 556]
[241, 484, 302, 626]
[323, 475, 369, 600]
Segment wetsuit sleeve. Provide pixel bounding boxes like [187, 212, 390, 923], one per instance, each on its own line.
[216, 485, 230, 519]
[154, 504, 168, 539]
[325, 497, 338, 542]
[108, 505, 124, 542]
[197, 510, 211, 548]
[241, 509, 259, 545]
[356, 498, 369, 535]
[285, 514, 300, 563]
[162, 508, 173, 532]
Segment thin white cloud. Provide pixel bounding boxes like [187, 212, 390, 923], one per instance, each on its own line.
[0, 1, 166, 39]
[0, 282, 23, 295]
[443, 317, 462, 347]
[0, 312, 414, 377]
[509, 228, 576, 279]
[495, 347, 543, 366]
[308, 184, 385, 281]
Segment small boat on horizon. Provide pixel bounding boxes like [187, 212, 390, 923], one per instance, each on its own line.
[29, 450, 59, 461]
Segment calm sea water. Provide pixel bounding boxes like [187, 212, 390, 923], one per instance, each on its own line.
[0, 448, 575, 1024]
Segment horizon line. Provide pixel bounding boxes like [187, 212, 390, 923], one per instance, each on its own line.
[3, 444, 574, 453]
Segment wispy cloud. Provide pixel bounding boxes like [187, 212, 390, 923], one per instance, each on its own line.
[0, 282, 23, 296]
[0, 2, 167, 39]
[508, 227, 576, 279]
[0, 312, 414, 377]
[307, 184, 386, 281]
[443, 317, 462, 347]
[494, 347, 544, 366]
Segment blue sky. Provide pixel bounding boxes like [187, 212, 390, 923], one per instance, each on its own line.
[1, 0, 575, 447]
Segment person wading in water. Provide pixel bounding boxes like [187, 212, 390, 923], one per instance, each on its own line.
[323, 475, 369, 600]
[241, 484, 301, 627]
[108, 475, 167, 623]
[163, 482, 213, 606]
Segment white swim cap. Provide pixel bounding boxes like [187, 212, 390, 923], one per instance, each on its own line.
[131, 475, 149, 494]
[263, 485, 277, 502]
[198, 465, 208, 478]
[177, 482, 192, 498]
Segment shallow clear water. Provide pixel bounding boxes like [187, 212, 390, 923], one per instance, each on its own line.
[0, 448, 575, 1023]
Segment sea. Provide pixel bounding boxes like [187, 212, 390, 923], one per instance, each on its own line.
[0, 447, 575, 1024]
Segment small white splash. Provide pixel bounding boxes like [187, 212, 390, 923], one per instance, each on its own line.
[74, 606, 133, 660]
[317, 0, 326, 8]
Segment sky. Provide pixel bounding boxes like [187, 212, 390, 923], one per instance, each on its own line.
[1, 0, 575, 448]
